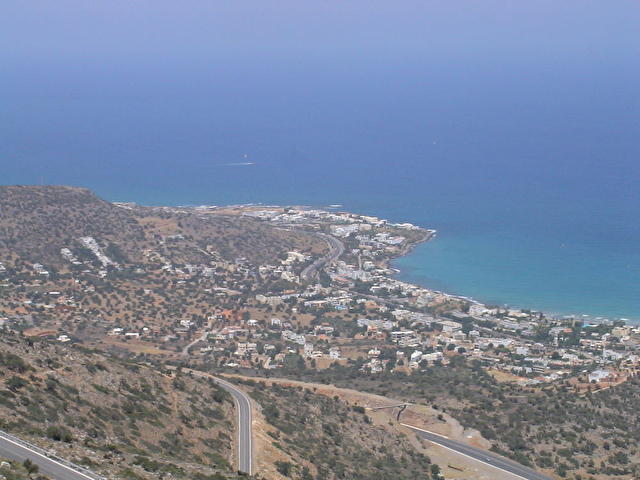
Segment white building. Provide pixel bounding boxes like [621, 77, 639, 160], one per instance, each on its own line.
[588, 369, 613, 383]
[439, 320, 462, 334]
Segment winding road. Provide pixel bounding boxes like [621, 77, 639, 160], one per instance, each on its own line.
[213, 376, 253, 475]
[402, 424, 553, 480]
[300, 233, 344, 282]
[181, 369, 253, 475]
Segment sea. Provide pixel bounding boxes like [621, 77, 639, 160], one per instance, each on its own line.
[1, 1, 639, 322]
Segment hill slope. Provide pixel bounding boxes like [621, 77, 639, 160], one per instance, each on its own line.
[0, 186, 146, 264]
[0, 185, 323, 268]
[0, 331, 244, 479]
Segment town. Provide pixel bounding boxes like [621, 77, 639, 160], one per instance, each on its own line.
[1, 204, 638, 394]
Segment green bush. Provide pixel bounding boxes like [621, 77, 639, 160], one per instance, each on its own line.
[46, 425, 74, 443]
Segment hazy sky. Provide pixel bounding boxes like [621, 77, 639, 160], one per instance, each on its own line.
[3, 1, 639, 67]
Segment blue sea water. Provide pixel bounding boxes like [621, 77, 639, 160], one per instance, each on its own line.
[1, 1, 639, 321]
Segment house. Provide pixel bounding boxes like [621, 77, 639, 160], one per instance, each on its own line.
[358, 318, 394, 331]
[421, 352, 443, 364]
[390, 330, 416, 342]
[498, 319, 520, 331]
[469, 304, 491, 317]
[303, 343, 314, 357]
[452, 331, 466, 342]
[612, 326, 631, 338]
[409, 350, 423, 363]
[33, 263, 49, 276]
[283, 251, 309, 265]
[314, 325, 335, 335]
[255, 294, 284, 306]
[439, 320, 462, 334]
[282, 330, 306, 345]
[368, 348, 381, 358]
[589, 369, 613, 383]
[235, 343, 258, 356]
[363, 358, 384, 373]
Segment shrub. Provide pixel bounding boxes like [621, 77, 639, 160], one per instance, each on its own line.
[275, 460, 293, 476]
[46, 425, 74, 443]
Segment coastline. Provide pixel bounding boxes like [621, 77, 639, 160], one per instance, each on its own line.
[385, 230, 497, 310]
[390, 231, 640, 326]
[120, 199, 640, 325]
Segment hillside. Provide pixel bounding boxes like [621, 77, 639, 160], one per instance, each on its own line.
[0, 331, 243, 480]
[0, 186, 147, 265]
[235, 379, 436, 480]
[0, 185, 323, 268]
[0, 330, 443, 480]
[263, 360, 640, 479]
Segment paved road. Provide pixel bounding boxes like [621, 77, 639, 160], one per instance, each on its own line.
[300, 233, 344, 282]
[183, 370, 253, 475]
[0, 430, 104, 480]
[402, 424, 552, 480]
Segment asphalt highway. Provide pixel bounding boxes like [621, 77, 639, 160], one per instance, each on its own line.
[0, 430, 104, 480]
[402, 424, 553, 480]
[182, 370, 253, 475]
[300, 233, 344, 281]
[214, 377, 253, 475]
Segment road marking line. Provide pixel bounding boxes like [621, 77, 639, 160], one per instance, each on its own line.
[401, 424, 532, 480]
[400, 423, 449, 439]
[0, 433, 99, 480]
[247, 397, 253, 476]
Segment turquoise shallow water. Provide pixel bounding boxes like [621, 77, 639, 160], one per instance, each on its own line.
[393, 230, 640, 322]
[1, 1, 639, 321]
